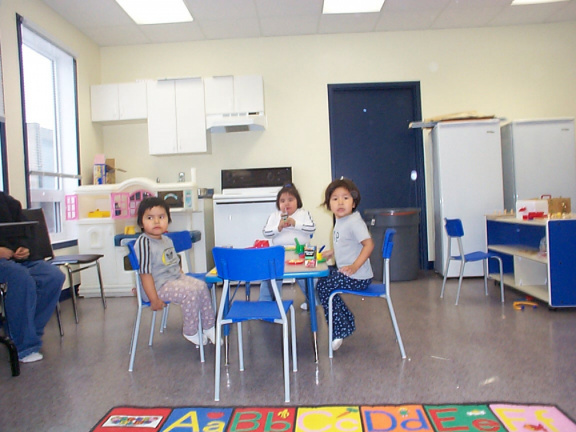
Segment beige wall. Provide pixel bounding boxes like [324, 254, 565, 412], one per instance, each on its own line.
[98, 23, 576, 252]
[0, 0, 101, 203]
[2, 0, 576, 256]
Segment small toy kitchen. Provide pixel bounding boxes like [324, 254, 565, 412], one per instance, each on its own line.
[67, 176, 213, 297]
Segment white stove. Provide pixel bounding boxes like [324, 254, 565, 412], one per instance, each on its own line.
[213, 168, 291, 248]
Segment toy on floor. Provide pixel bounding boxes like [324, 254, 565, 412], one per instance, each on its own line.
[513, 298, 538, 311]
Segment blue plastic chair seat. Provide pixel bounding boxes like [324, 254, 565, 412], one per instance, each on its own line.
[212, 245, 297, 403]
[226, 300, 293, 323]
[124, 231, 214, 371]
[328, 229, 406, 360]
[440, 218, 504, 305]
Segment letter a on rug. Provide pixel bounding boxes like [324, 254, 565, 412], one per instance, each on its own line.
[91, 403, 576, 432]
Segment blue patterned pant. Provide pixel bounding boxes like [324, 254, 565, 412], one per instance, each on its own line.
[316, 266, 371, 339]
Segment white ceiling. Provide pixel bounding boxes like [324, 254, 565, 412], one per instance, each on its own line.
[41, 0, 576, 47]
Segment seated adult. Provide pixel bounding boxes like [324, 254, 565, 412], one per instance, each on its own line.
[0, 191, 64, 363]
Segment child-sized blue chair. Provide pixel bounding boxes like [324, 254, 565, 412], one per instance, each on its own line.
[440, 218, 504, 305]
[125, 231, 214, 371]
[212, 245, 297, 403]
[328, 228, 406, 359]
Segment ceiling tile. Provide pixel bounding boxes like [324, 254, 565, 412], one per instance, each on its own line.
[38, 0, 576, 47]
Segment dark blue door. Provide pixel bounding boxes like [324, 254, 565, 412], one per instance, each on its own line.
[328, 82, 428, 267]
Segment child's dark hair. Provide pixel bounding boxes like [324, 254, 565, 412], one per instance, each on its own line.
[276, 183, 303, 210]
[137, 197, 172, 229]
[322, 178, 361, 211]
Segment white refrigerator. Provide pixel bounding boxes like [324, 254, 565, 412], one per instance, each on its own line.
[501, 118, 576, 211]
[432, 119, 504, 277]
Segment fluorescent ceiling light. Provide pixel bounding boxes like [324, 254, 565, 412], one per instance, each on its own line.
[511, 0, 569, 4]
[323, 0, 385, 14]
[115, 0, 193, 25]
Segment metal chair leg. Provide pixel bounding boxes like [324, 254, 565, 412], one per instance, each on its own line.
[65, 264, 79, 324]
[56, 303, 64, 337]
[95, 261, 107, 309]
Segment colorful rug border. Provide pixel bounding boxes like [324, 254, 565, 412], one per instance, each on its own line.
[91, 403, 576, 432]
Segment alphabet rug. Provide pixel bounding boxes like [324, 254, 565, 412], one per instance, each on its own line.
[91, 403, 576, 432]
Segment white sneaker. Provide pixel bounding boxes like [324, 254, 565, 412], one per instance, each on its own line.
[332, 338, 343, 351]
[183, 332, 207, 346]
[203, 326, 222, 345]
[20, 352, 43, 363]
[300, 302, 308, 310]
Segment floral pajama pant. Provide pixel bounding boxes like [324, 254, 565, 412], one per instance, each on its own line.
[316, 267, 371, 339]
[159, 274, 215, 336]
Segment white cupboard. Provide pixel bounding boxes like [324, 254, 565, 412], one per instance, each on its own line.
[431, 119, 504, 277]
[204, 75, 264, 115]
[501, 118, 576, 211]
[90, 82, 147, 122]
[147, 78, 207, 155]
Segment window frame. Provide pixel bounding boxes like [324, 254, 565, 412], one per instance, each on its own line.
[16, 15, 81, 243]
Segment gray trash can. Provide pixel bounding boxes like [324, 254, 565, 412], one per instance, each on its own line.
[364, 208, 420, 282]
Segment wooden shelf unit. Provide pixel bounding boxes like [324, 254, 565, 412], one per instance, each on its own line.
[486, 215, 576, 307]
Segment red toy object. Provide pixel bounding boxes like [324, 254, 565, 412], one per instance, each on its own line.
[251, 240, 270, 248]
[523, 212, 547, 220]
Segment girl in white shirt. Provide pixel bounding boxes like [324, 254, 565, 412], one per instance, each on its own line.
[259, 184, 316, 305]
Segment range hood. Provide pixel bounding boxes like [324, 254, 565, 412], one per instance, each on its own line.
[206, 112, 267, 133]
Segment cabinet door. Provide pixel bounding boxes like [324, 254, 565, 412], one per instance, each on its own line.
[147, 80, 178, 155]
[91, 84, 119, 121]
[175, 78, 207, 154]
[204, 76, 234, 115]
[234, 75, 264, 113]
[118, 82, 147, 120]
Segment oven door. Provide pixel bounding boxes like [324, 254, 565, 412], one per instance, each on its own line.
[213, 197, 276, 248]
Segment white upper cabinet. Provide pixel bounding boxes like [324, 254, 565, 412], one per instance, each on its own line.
[147, 78, 207, 155]
[204, 75, 264, 115]
[90, 82, 147, 122]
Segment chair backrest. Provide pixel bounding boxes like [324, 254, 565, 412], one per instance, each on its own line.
[381, 228, 396, 259]
[124, 231, 193, 272]
[124, 240, 148, 306]
[125, 240, 140, 271]
[444, 218, 465, 238]
[21, 208, 55, 261]
[212, 246, 285, 283]
[164, 231, 193, 273]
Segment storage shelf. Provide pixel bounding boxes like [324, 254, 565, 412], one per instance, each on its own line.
[487, 216, 576, 307]
[490, 273, 549, 302]
[488, 245, 547, 264]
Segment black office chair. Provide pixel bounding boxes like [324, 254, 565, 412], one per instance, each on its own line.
[0, 282, 20, 376]
[22, 209, 106, 329]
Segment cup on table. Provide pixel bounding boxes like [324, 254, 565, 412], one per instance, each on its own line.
[295, 244, 305, 255]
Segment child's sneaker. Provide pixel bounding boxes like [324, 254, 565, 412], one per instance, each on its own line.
[203, 326, 223, 345]
[331, 338, 343, 351]
[183, 332, 207, 346]
[300, 302, 308, 310]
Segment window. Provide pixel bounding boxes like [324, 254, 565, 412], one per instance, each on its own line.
[17, 16, 80, 243]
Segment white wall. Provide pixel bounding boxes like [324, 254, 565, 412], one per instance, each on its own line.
[97, 23, 576, 254]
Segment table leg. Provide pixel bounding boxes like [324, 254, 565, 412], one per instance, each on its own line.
[306, 277, 319, 363]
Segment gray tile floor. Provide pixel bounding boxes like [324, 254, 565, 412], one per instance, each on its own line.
[1, 271, 576, 431]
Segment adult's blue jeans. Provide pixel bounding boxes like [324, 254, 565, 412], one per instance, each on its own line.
[0, 259, 64, 359]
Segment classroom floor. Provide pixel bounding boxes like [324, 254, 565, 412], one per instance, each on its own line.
[1, 270, 576, 431]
